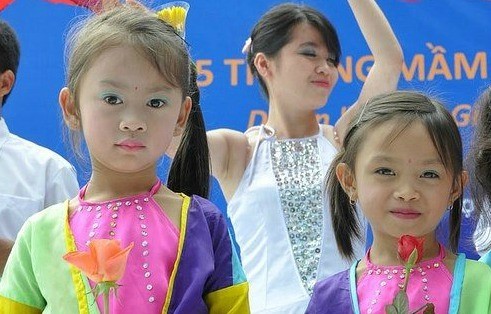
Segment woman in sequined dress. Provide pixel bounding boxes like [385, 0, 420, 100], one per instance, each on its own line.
[203, 1, 403, 313]
[307, 90, 491, 313]
[0, 6, 249, 313]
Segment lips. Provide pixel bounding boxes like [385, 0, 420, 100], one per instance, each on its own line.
[312, 79, 330, 89]
[390, 208, 421, 219]
[116, 139, 145, 151]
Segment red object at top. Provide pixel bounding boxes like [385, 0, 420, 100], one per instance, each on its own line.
[397, 234, 425, 265]
[43, 0, 100, 10]
[0, 0, 14, 11]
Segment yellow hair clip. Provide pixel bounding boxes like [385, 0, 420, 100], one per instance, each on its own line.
[156, 1, 189, 38]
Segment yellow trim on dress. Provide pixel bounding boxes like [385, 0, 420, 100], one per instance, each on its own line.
[204, 282, 251, 314]
[0, 294, 42, 314]
[63, 200, 91, 314]
[161, 194, 191, 313]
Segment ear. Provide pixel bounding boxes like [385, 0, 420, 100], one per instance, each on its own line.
[253, 52, 272, 78]
[0, 70, 15, 98]
[59, 87, 80, 130]
[336, 163, 357, 200]
[449, 170, 468, 205]
[174, 96, 192, 136]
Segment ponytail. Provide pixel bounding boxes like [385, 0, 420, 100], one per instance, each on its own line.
[167, 64, 210, 198]
[448, 178, 464, 253]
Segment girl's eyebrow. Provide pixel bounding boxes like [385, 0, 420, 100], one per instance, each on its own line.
[298, 41, 319, 48]
[368, 155, 394, 163]
[421, 158, 444, 166]
[369, 155, 443, 166]
[99, 79, 172, 93]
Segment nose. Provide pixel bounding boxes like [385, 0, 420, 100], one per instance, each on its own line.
[316, 60, 335, 75]
[393, 182, 420, 202]
[119, 120, 147, 132]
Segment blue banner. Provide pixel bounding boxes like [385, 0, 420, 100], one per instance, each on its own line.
[1, 0, 490, 258]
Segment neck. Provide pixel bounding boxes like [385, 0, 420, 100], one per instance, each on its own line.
[369, 234, 441, 266]
[84, 167, 159, 202]
[266, 100, 319, 139]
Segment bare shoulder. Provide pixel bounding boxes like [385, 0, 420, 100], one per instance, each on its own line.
[208, 128, 250, 150]
[207, 128, 251, 178]
[207, 128, 256, 201]
[320, 124, 339, 149]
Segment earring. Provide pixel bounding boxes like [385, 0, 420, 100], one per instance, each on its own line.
[173, 126, 183, 137]
[349, 195, 356, 206]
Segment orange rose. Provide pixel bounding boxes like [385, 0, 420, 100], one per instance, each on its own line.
[63, 239, 134, 283]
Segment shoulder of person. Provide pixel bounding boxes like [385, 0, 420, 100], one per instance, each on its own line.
[16, 201, 68, 241]
[465, 258, 491, 278]
[207, 129, 250, 163]
[308, 268, 352, 312]
[208, 128, 250, 150]
[320, 123, 339, 148]
[8, 133, 73, 168]
[189, 195, 222, 218]
[189, 195, 229, 231]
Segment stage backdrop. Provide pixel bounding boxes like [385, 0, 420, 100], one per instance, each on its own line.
[1, 0, 490, 259]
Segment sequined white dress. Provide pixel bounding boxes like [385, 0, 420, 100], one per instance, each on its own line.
[227, 125, 366, 314]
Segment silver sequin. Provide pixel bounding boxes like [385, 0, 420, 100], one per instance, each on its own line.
[271, 138, 323, 295]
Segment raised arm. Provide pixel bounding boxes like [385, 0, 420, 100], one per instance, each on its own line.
[206, 130, 250, 201]
[334, 0, 403, 144]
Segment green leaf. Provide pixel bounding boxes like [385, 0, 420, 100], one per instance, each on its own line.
[393, 291, 409, 313]
[406, 248, 418, 268]
[385, 304, 399, 314]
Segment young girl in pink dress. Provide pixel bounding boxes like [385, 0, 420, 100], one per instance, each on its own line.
[307, 91, 491, 313]
[0, 5, 249, 313]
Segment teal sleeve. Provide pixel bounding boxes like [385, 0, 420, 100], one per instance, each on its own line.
[479, 251, 491, 266]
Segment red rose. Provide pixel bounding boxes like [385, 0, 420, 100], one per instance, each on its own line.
[397, 235, 424, 265]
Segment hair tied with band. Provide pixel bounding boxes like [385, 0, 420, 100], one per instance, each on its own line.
[155, 1, 190, 38]
[241, 37, 252, 54]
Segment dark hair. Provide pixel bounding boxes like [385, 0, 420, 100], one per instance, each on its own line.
[469, 86, 491, 251]
[64, 6, 209, 197]
[168, 63, 210, 198]
[246, 3, 340, 98]
[0, 20, 21, 106]
[326, 91, 464, 259]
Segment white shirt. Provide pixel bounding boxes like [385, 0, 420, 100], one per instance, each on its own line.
[0, 118, 79, 240]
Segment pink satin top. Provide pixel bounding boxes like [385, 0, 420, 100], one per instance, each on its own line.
[357, 244, 452, 314]
[69, 181, 179, 313]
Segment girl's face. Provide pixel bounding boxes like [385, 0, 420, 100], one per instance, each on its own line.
[265, 22, 339, 110]
[62, 45, 190, 175]
[338, 120, 463, 245]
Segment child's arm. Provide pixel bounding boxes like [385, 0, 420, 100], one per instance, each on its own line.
[334, 0, 403, 145]
[203, 208, 250, 313]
